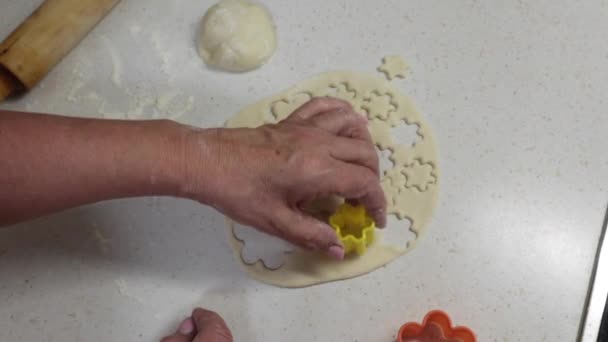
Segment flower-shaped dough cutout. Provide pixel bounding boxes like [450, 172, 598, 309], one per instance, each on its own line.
[233, 223, 295, 270]
[326, 82, 357, 102]
[270, 92, 312, 122]
[382, 165, 407, 215]
[361, 91, 397, 120]
[385, 165, 408, 189]
[402, 160, 437, 191]
[378, 55, 409, 80]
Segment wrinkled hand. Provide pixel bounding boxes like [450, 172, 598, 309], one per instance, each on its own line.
[161, 308, 233, 342]
[182, 98, 386, 259]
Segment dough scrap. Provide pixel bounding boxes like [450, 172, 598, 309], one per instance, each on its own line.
[378, 55, 409, 80]
[225, 70, 439, 288]
[197, 0, 277, 72]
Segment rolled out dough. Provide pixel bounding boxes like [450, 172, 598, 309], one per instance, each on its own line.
[225, 70, 439, 288]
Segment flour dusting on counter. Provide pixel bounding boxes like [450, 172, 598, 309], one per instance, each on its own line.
[61, 30, 194, 121]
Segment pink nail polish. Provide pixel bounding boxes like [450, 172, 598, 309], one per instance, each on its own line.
[327, 245, 345, 260]
[178, 317, 195, 335]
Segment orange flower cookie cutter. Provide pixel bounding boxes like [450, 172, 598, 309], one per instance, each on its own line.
[328, 203, 376, 256]
[398, 310, 476, 342]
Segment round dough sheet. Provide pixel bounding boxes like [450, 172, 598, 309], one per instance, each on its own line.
[225, 70, 439, 288]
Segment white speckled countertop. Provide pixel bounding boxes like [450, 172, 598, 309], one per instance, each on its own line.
[1, 0, 607, 341]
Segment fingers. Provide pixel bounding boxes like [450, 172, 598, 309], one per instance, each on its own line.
[292, 103, 380, 177]
[272, 206, 345, 259]
[308, 109, 374, 144]
[192, 308, 233, 342]
[286, 97, 352, 122]
[286, 98, 380, 177]
[322, 163, 387, 228]
[160, 318, 196, 342]
[161, 310, 233, 342]
[308, 108, 366, 135]
[329, 137, 380, 176]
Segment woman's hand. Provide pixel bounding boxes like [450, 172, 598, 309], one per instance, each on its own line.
[181, 98, 386, 259]
[161, 308, 233, 342]
[0, 98, 386, 260]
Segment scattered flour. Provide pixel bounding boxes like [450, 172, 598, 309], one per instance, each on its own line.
[101, 35, 124, 87]
[62, 29, 194, 121]
[114, 278, 144, 304]
[93, 229, 111, 254]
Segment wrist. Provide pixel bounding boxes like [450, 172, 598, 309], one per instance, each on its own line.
[130, 119, 195, 198]
[171, 124, 222, 204]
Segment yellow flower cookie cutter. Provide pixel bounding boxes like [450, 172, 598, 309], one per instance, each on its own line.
[329, 203, 376, 256]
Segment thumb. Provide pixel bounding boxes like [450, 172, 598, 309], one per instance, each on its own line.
[274, 206, 345, 260]
[160, 317, 196, 342]
[192, 308, 233, 342]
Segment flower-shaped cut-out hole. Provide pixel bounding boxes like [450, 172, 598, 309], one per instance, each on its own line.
[381, 214, 416, 249]
[398, 310, 476, 342]
[377, 147, 394, 176]
[233, 223, 295, 270]
[391, 120, 421, 148]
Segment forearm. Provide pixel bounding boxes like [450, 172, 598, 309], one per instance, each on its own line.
[0, 97, 387, 257]
[0, 110, 191, 226]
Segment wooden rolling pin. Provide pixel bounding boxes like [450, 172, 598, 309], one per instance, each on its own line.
[0, 0, 121, 101]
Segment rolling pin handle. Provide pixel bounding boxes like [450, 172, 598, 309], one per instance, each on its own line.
[0, 67, 24, 101]
[0, 0, 121, 102]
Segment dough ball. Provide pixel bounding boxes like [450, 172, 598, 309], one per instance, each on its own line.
[197, 0, 277, 72]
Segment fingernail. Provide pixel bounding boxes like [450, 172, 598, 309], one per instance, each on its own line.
[327, 245, 345, 260]
[178, 317, 195, 335]
[373, 208, 387, 228]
